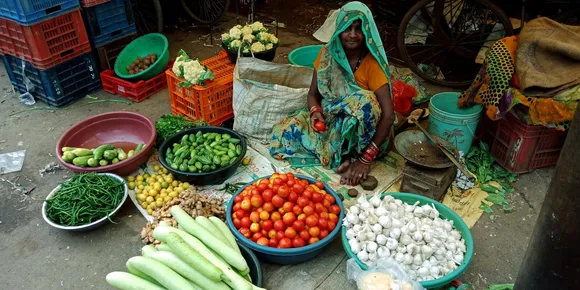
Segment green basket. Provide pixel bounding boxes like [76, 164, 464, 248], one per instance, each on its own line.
[341, 192, 474, 290]
[288, 45, 323, 69]
[114, 33, 170, 81]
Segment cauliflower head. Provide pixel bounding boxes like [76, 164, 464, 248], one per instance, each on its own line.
[265, 43, 273, 50]
[229, 27, 242, 40]
[250, 21, 265, 32]
[243, 34, 255, 43]
[229, 39, 242, 51]
[171, 50, 214, 87]
[251, 42, 266, 53]
[241, 26, 253, 36]
[221, 33, 230, 41]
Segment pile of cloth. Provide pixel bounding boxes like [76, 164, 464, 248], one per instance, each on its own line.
[459, 17, 580, 130]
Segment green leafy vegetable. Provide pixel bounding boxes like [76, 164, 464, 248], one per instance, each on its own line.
[155, 114, 207, 146]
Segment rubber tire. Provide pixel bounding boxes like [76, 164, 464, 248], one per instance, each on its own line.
[131, 0, 164, 34]
[397, 0, 513, 88]
[181, 0, 231, 24]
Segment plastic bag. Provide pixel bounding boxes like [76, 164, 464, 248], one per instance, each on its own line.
[347, 258, 425, 290]
[392, 79, 416, 116]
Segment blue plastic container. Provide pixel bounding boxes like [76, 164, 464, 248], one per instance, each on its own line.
[288, 45, 323, 69]
[226, 175, 345, 264]
[2, 53, 101, 107]
[428, 92, 483, 154]
[82, 0, 136, 47]
[0, 0, 79, 25]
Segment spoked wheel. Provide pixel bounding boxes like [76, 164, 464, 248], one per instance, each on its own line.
[131, 0, 164, 34]
[181, 0, 231, 24]
[397, 0, 513, 88]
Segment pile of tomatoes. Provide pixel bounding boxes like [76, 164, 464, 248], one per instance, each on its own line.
[230, 173, 341, 248]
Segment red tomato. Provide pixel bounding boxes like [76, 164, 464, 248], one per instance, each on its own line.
[327, 221, 336, 231]
[312, 192, 323, 203]
[299, 230, 310, 241]
[292, 184, 305, 194]
[268, 238, 279, 248]
[309, 226, 320, 237]
[292, 220, 305, 232]
[297, 197, 309, 207]
[314, 121, 326, 132]
[250, 222, 260, 233]
[257, 183, 269, 193]
[233, 203, 241, 212]
[270, 211, 282, 221]
[292, 205, 302, 215]
[308, 237, 320, 245]
[305, 215, 318, 227]
[268, 229, 277, 239]
[239, 228, 251, 238]
[319, 212, 329, 220]
[323, 200, 332, 209]
[303, 205, 314, 216]
[262, 202, 275, 213]
[262, 189, 274, 202]
[282, 212, 296, 226]
[259, 211, 270, 220]
[281, 201, 293, 213]
[256, 207, 264, 213]
[319, 229, 329, 239]
[256, 237, 269, 246]
[302, 191, 312, 200]
[318, 218, 328, 230]
[271, 195, 285, 208]
[278, 186, 290, 198]
[300, 179, 310, 186]
[284, 227, 297, 238]
[251, 195, 263, 208]
[272, 185, 280, 195]
[279, 237, 292, 248]
[249, 211, 260, 223]
[241, 199, 252, 211]
[324, 194, 336, 204]
[286, 179, 295, 188]
[243, 195, 251, 201]
[278, 207, 286, 215]
[234, 195, 243, 203]
[329, 205, 341, 215]
[275, 231, 285, 241]
[273, 220, 286, 231]
[233, 218, 241, 228]
[315, 203, 327, 214]
[273, 178, 284, 186]
[251, 189, 260, 196]
[235, 209, 247, 219]
[328, 213, 339, 224]
[315, 181, 325, 189]
[297, 213, 306, 221]
[279, 174, 288, 182]
[252, 232, 263, 242]
[287, 172, 295, 179]
[261, 229, 268, 237]
[240, 217, 251, 228]
[287, 192, 298, 203]
[292, 237, 306, 248]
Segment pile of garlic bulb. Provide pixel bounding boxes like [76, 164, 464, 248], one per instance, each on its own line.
[343, 194, 467, 282]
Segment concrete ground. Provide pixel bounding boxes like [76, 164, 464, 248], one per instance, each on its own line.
[0, 6, 554, 290]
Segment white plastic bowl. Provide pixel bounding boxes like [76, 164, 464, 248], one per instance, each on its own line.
[42, 173, 128, 231]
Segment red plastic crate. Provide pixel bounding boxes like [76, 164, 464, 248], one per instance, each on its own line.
[478, 113, 567, 173]
[100, 62, 173, 103]
[80, 0, 111, 7]
[166, 51, 235, 126]
[0, 9, 91, 70]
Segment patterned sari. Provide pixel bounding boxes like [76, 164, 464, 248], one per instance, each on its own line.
[269, 1, 392, 170]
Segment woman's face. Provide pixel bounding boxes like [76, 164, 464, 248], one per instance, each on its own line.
[340, 20, 364, 51]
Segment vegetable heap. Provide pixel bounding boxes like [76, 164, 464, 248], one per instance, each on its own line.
[129, 165, 191, 215]
[222, 22, 279, 54]
[61, 144, 145, 168]
[172, 49, 214, 87]
[45, 173, 125, 226]
[231, 173, 341, 248]
[127, 54, 158, 75]
[343, 194, 467, 282]
[155, 114, 207, 146]
[164, 131, 243, 173]
[106, 206, 265, 290]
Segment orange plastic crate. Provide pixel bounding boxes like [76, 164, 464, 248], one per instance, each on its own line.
[166, 51, 235, 126]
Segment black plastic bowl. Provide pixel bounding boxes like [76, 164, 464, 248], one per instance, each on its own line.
[221, 42, 279, 63]
[158, 127, 247, 185]
[226, 175, 345, 264]
[238, 243, 264, 287]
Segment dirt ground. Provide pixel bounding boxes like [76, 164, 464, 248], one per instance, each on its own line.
[0, 5, 553, 290]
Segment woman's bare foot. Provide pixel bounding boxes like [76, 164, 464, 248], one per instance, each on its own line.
[336, 158, 351, 174]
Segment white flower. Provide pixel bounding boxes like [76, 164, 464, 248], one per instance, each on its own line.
[243, 34, 255, 43]
[265, 43, 273, 50]
[250, 21, 265, 32]
[241, 26, 253, 36]
[229, 27, 242, 40]
[251, 42, 266, 53]
[221, 33, 230, 41]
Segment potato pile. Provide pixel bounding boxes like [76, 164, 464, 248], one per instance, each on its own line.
[127, 53, 158, 75]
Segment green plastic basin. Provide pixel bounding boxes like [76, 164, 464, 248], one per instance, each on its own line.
[114, 33, 170, 81]
[288, 45, 323, 69]
[341, 192, 474, 290]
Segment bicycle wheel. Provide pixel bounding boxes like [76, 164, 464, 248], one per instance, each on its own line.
[397, 0, 513, 88]
[131, 0, 163, 34]
[181, 0, 230, 24]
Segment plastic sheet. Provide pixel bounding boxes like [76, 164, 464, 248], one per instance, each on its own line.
[347, 258, 425, 290]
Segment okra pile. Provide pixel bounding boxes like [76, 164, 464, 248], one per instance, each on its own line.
[165, 131, 243, 173]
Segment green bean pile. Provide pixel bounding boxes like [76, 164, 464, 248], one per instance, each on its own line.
[45, 173, 125, 226]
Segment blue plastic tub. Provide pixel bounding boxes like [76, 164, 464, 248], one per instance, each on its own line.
[0, 0, 79, 25]
[82, 0, 136, 47]
[226, 175, 345, 264]
[2, 53, 101, 107]
[288, 45, 323, 69]
[427, 92, 483, 154]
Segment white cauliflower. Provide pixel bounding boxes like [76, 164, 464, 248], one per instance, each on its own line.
[265, 43, 273, 50]
[243, 34, 255, 43]
[172, 50, 214, 87]
[221, 33, 230, 41]
[229, 27, 242, 40]
[258, 32, 279, 44]
[234, 24, 242, 29]
[250, 21, 265, 32]
[229, 39, 242, 50]
[251, 42, 266, 53]
[241, 25, 253, 36]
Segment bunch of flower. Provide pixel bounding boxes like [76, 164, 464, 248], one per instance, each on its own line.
[221, 21, 279, 54]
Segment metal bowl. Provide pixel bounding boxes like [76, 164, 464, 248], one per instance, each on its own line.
[42, 173, 128, 231]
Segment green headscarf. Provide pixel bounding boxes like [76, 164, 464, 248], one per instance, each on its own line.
[319, 1, 391, 95]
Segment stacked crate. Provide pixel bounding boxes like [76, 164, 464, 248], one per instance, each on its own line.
[80, 0, 137, 71]
[0, 0, 101, 107]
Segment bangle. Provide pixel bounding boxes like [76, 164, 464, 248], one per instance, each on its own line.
[309, 106, 322, 117]
[359, 156, 371, 165]
[370, 141, 379, 151]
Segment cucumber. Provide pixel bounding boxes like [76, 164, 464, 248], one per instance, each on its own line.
[61, 147, 77, 152]
[228, 138, 241, 144]
[99, 159, 109, 166]
[62, 151, 76, 163]
[71, 148, 93, 157]
[117, 148, 128, 161]
[195, 216, 228, 246]
[157, 243, 173, 253]
[105, 271, 165, 290]
[127, 150, 135, 158]
[208, 216, 241, 254]
[141, 245, 158, 256]
[72, 156, 92, 167]
[127, 256, 196, 290]
[126, 262, 163, 287]
[87, 158, 99, 167]
[135, 143, 145, 153]
[104, 149, 118, 161]
[149, 251, 231, 290]
[112, 158, 120, 164]
[93, 144, 114, 159]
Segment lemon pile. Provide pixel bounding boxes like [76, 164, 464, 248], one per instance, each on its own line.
[127, 165, 191, 215]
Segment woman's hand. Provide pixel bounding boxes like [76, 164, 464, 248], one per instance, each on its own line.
[310, 111, 325, 131]
[340, 159, 371, 186]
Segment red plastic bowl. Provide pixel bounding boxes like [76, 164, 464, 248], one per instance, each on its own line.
[56, 111, 156, 176]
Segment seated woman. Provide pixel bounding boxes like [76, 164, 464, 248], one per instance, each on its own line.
[269, 1, 395, 186]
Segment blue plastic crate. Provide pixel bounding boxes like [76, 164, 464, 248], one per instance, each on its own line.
[2, 53, 101, 107]
[83, 0, 137, 47]
[0, 0, 79, 25]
